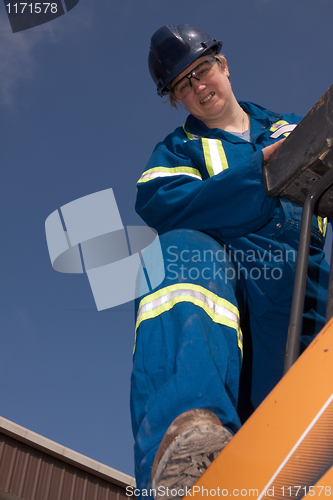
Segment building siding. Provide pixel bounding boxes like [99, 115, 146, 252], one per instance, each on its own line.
[0, 432, 131, 500]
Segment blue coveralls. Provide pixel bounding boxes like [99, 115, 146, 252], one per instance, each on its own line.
[130, 101, 330, 495]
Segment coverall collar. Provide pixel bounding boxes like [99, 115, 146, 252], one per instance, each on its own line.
[184, 101, 283, 143]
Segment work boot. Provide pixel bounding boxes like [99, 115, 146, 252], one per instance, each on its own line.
[151, 409, 232, 499]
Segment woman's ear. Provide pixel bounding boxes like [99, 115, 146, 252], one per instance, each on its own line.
[222, 57, 230, 78]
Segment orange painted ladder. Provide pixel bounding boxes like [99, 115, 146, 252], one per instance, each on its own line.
[187, 318, 333, 499]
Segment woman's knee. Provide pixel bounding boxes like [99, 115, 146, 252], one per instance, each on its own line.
[159, 230, 237, 291]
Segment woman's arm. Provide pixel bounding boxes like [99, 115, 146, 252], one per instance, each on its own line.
[136, 141, 284, 238]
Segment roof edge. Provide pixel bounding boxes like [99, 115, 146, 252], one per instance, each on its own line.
[0, 416, 136, 489]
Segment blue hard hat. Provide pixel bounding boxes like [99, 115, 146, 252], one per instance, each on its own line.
[149, 25, 223, 97]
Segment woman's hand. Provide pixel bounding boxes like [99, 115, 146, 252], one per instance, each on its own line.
[262, 138, 286, 162]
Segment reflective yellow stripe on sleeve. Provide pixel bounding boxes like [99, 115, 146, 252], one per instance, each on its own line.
[134, 283, 242, 355]
[137, 166, 202, 184]
[202, 138, 229, 177]
[318, 216, 328, 237]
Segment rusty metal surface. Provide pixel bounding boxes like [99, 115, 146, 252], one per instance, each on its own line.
[0, 432, 131, 500]
[263, 83, 333, 218]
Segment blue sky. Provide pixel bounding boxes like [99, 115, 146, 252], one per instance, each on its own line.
[1, 0, 332, 478]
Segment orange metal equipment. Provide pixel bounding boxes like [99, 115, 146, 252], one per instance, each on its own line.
[186, 318, 333, 499]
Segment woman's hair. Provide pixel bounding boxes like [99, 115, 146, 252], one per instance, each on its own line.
[167, 54, 228, 110]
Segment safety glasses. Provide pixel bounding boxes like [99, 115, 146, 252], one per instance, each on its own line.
[171, 57, 218, 100]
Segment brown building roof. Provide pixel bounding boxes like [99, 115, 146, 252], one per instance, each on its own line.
[0, 416, 136, 500]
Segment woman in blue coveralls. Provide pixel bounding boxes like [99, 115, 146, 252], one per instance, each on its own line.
[130, 25, 329, 499]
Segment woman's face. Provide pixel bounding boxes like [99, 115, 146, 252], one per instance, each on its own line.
[173, 55, 234, 126]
